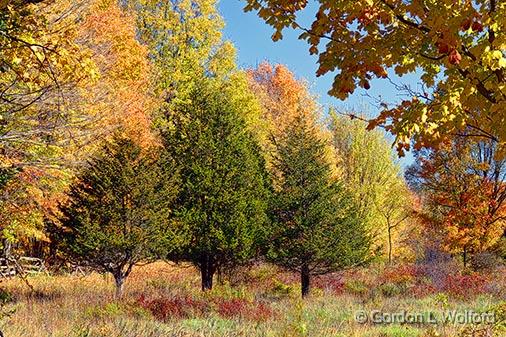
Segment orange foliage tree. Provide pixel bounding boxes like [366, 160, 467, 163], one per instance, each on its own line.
[407, 138, 506, 266]
[0, 0, 156, 251]
[246, 62, 336, 174]
[247, 62, 318, 135]
[78, 0, 155, 148]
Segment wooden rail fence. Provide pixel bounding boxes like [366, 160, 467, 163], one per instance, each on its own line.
[0, 256, 46, 277]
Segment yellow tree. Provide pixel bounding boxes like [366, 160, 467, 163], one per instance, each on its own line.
[375, 182, 413, 264]
[0, 0, 96, 168]
[243, 0, 506, 157]
[124, 0, 265, 148]
[123, 0, 237, 106]
[328, 112, 410, 260]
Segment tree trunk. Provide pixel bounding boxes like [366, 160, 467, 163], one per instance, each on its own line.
[216, 265, 224, 285]
[463, 246, 468, 268]
[200, 253, 215, 291]
[301, 263, 311, 298]
[113, 272, 125, 299]
[387, 225, 393, 264]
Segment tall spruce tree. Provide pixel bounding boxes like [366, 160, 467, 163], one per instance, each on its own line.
[57, 136, 179, 298]
[162, 81, 270, 291]
[269, 112, 370, 298]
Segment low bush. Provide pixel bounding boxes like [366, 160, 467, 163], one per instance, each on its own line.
[410, 280, 437, 298]
[378, 283, 403, 298]
[344, 279, 368, 297]
[136, 294, 275, 323]
[215, 298, 274, 321]
[270, 279, 296, 298]
[0, 289, 14, 304]
[136, 295, 208, 320]
[379, 264, 419, 286]
[441, 273, 489, 299]
[314, 275, 344, 295]
[85, 303, 125, 319]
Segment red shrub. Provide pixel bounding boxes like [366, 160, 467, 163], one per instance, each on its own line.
[137, 295, 274, 322]
[379, 264, 421, 285]
[215, 298, 274, 322]
[442, 273, 489, 299]
[411, 281, 437, 298]
[251, 302, 275, 322]
[137, 295, 208, 320]
[314, 275, 345, 295]
[216, 298, 249, 318]
[390, 265, 492, 299]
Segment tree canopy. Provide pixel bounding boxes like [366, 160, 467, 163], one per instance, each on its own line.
[243, 0, 506, 157]
[407, 139, 506, 265]
[328, 112, 410, 260]
[123, 0, 237, 107]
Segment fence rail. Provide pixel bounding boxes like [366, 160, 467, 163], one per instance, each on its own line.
[0, 256, 46, 277]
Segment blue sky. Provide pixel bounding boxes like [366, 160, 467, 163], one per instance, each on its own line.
[218, 0, 416, 167]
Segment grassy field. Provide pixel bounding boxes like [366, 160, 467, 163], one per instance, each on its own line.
[0, 262, 504, 337]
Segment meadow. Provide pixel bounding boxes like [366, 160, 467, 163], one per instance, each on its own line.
[2, 3, 506, 337]
[0, 262, 504, 337]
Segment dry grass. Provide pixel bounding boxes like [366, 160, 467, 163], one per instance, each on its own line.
[0, 262, 504, 337]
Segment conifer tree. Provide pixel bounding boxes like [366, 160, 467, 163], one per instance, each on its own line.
[162, 81, 270, 291]
[269, 112, 370, 298]
[57, 136, 179, 298]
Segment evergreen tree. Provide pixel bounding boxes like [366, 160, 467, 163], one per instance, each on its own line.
[57, 136, 179, 298]
[162, 81, 270, 291]
[269, 112, 370, 298]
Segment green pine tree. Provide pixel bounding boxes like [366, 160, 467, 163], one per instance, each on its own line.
[269, 112, 370, 298]
[57, 135, 179, 298]
[162, 80, 270, 291]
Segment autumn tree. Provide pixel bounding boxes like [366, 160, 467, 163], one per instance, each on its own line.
[328, 111, 409, 260]
[57, 135, 179, 298]
[162, 81, 270, 291]
[247, 62, 337, 175]
[0, 0, 96, 167]
[407, 138, 506, 267]
[0, 0, 99, 251]
[243, 0, 506, 157]
[269, 110, 370, 298]
[247, 62, 319, 137]
[123, 0, 237, 107]
[78, 0, 155, 147]
[0, 0, 155, 161]
[125, 3, 269, 290]
[124, 0, 265, 145]
[375, 182, 413, 264]
[0, 0, 157, 253]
